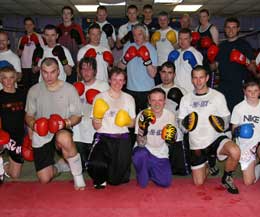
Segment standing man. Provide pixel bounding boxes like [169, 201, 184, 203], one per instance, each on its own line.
[25, 57, 85, 190]
[168, 28, 203, 92]
[180, 14, 192, 30]
[210, 17, 256, 112]
[178, 65, 240, 194]
[57, 6, 86, 83]
[17, 17, 45, 91]
[95, 6, 116, 50]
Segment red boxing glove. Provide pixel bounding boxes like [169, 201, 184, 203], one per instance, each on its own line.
[138, 45, 152, 66]
[19, 35, 29, 50]
[22, 134, 34, 161]
[48, 114, 66, 134]
[207, 44, 219, 63]
[0, 129, 10, 146]
[122, 46, 138, 65]
[256, 63, 260, 72]
[103, 51, 114, 66]
[30, 33, 40, 47]
[230, 49, 250, 66]
[84, 48, 97, 58]
[34, 117, 49, 137]
[200, 36, 213, 49]
[191, 32, 200, 46]
[73, 81, 85, 96]
[85, 89, 100, 104]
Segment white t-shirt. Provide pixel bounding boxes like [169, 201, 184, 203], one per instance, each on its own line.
[38, 45, 74, 82]
[77, 44, 110, 82]
[178, 88, 230, 150]
[155, 27, 178, 65]
[135, 108, 176, 158]
[174, 46, 203, 93]
[96, 21, 116, 50]
[91, 91, 136, 134]
[73, 80, 110, 143]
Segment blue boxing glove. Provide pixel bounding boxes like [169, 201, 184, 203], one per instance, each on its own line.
[234, 123, 254, 139]
[183, 51, 197, 69]
[168, 50, 180, 63]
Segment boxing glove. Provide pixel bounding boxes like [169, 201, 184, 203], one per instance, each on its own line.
[32, 46, 43, 66]
[138, 45, 152, 66]
[19, 35, 29, 50]
[34, 117, 49, 136]
[230, 49, 250, 66]
[138, 108, 156, 136]
[151, 31, 161, 46]
[191, 32, 200, 46]
[122, 46, 138, 65]
[200, 36, 213, 49]
[168, 50, 180, 63]
[183, 51, 198, 69]
[161, 124, 177, 145]
[257, 63, 260, 72]
[93, 98, 109, 119]
[102, 23, 113, 38]
[207, 44, 219, 63]
[48, 114, 66, 134]
[182, 112, 198, 132]
[70, 29, 82, 45]
[73, 82, 85, 96]
[208, 115, 225, 133]
[120, 31, 134, 44]
[30, 33, 41, 48]
[167, 87, 183, 110]
[166, 30, 177, 44]
[22, 134, 34, 161]
[114, 109, 131, 127]
[103, 51, 114, 66]
[52, 45, 68, 66]
[0, 129, 10, 146]
[234, 123, 254, 139]
[85, 89, 100, 105]
[84, 48, 97, 58]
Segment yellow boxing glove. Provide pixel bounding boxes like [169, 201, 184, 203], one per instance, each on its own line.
[166, 30, 177, 44]
[93, 98, 109, 119]
[115, 109, 131, 127]
[151, 31, 161, 46]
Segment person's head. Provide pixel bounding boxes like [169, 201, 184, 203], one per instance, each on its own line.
[127, 5, 138, 23]
[0, 31, 9, 51]
[24, 17, 35, 34]
[143, 4, 153, 21]
[148, 88, 166, 115]
[88, 23, 101, 46]
[191, 65, 209, 94]
[78, 57, 97, 83]
[132, 23, 147, 45]
[178, 28, 192, 50]
[40, 57, 60, 87]
[108, 67, 126, 92]
[180, 14, 191, 29]
[62, 6, 74, 23]
[199, 9, 210, 25]
[96, 6, 108, 23]
[159, 61, 176, 86]
[158, 11, 169, 30]
[43, 24, 58, 47]
[0, 65, 17, 90]
[224, 17, 240, 40]
[243, 78, 260, 103]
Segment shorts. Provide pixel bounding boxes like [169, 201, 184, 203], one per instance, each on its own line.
[239, 143, 259, 171]
[190, 135, 229, 170]
[6, 138, 23, 164]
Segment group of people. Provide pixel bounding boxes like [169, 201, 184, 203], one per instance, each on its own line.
[1, 4, 260, 195]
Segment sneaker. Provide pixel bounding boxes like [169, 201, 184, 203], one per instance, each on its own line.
[54, 161, 71, 173]
[222, 175, 239, 194]
[209, 165, 220, 176]
[94, 181, 106, 190]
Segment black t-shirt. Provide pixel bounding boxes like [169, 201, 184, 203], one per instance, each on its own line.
[0, 89, 26, 143]
[142, 19, 159, 40]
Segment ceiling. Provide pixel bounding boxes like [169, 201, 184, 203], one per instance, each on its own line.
[0, 0, 260, 18]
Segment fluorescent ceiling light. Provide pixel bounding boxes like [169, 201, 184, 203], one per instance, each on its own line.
[173, 5, 202, 12]
[155, 0, 183, 3]
[99, 2, 126, 6]
[75, 5, 99, 12]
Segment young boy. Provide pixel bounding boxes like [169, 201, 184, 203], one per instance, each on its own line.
[0, 64, 27, 182]
[231, 79, 260, 185]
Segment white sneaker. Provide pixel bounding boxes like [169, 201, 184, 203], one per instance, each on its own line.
[54, 161, 71, 173]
